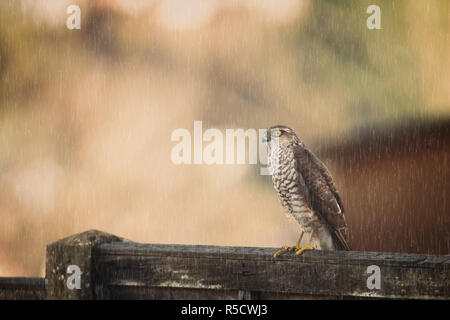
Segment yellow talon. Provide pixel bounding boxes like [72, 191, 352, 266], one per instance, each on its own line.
[273, 231, 304, 259]
[273, 245, 296, 258]
[295, 243, 316, 255]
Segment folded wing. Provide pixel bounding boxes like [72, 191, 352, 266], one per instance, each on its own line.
[293, 144, 351, 250]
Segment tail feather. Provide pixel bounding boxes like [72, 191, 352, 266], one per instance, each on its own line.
[333, 229, 351, 251]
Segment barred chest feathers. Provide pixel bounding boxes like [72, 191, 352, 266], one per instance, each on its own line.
[270, 143, 306, 217]
[269, 142, 332, 249]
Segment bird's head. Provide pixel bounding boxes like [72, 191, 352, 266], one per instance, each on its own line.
[263, 125, 299, 146]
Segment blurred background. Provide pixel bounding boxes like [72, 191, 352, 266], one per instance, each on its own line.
[0, 0, 449, 277]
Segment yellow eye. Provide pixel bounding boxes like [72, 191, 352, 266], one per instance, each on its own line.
[272, 130, 282, 137]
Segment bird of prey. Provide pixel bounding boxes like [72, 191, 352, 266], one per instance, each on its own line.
[263, 125, 350, 258]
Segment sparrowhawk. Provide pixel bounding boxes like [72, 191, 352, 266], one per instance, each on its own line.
[263, 125, 350, 258]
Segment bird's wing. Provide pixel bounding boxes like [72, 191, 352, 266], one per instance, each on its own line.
[293, 144, 351, 250]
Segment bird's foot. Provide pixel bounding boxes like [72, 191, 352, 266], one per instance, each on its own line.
[295, 242, 316, 255]
[273, 244, 300, 259]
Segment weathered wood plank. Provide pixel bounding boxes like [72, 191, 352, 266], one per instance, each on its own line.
[46, 230, 128, 299]
[94, 242, 450, 300]
[100, 286, 362, 300]
[0, 277, 46, 300]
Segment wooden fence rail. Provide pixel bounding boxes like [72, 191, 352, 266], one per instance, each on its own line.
[1, 230, 449, 299]
[0, 277, 45, 300]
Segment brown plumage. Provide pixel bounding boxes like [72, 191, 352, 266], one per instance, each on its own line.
[265, 125, 350, 253]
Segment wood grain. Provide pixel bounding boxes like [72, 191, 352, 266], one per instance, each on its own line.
[94, 242, 450, 299]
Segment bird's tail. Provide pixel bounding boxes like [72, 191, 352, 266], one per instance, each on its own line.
[333, 229, 351, 251]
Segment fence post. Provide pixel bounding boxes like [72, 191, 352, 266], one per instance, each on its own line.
[45, 229, 124, 299]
